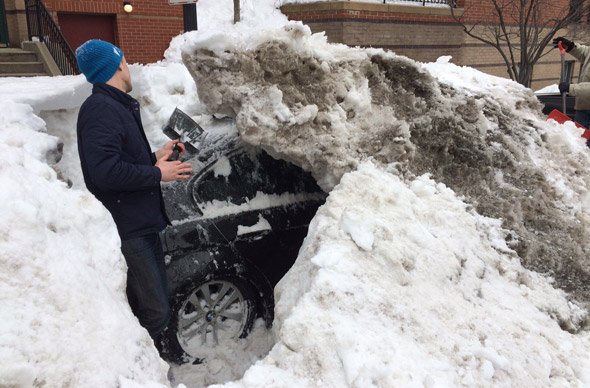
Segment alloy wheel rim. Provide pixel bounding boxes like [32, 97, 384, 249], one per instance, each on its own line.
[177, 280, 247, 353]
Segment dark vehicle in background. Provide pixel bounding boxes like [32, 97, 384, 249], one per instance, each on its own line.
[158, 118, 326, 364]
[536, 59, 576, 119]
[536, 92, 576, 119]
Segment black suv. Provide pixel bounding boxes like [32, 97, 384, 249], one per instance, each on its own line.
[157, 115, 326, 363]
[536, 92, 575, 118]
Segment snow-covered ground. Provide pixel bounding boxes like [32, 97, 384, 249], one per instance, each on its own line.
[1, 0, 589, 387]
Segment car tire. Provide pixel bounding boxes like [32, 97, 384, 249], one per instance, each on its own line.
[159, 273, 258, 364]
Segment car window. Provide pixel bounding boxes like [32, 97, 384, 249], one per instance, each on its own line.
[191, 148, 322, 213]
[257, 151, 321, 194]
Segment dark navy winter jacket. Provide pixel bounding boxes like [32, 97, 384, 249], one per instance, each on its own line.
[77, 83, 169, 240]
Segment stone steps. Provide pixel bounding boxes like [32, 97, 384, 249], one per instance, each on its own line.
[0, 61, 45, 74]
[0, 48, 49, 77]
[0, 72, 48, 77]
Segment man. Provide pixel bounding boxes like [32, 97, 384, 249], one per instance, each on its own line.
[76, 39, 192, 341]
[554, 37, 590, 130]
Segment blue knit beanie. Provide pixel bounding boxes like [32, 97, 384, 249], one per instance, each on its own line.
[76, 40, 124, 84]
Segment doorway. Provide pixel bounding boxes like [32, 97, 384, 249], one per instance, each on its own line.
[57, 13, 117, 51]
[0, 0, 9, 47]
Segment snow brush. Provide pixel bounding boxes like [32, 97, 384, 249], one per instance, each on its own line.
[547, 109, 590, 140]
[559, 40, 567, 113]
[546, 41, 590, 140]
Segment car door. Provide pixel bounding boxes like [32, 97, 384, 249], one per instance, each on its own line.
[185, 147, 326, 285]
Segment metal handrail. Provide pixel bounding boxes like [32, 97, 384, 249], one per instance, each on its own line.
[25, 0, 78, 75]
[383, 0, 456, 6]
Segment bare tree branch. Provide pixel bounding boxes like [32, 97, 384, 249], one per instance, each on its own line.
[451, 0, 590, 87]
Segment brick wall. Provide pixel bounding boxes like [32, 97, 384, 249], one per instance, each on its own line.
[461, 0, 575, 24]
[42, 0, 183, 64]
[282, 1, 461, 24]
[281, 1, 589, 90]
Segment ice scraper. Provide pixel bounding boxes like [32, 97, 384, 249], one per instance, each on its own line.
[162, 108, 206, 160]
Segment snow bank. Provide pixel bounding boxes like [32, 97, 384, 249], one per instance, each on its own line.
[180, 21, 590, 313]
[0, 100, 170, 387]
[219, 162, 590, 387]
[0, 75, 89, 112]
[164, 0, 288, 64]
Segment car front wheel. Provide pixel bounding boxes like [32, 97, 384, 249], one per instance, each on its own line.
[159, 275, 257, 364]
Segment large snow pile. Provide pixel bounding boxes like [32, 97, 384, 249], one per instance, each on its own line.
[1, 0, 590, 386]
[181, 23, 590, 311]
[0, 97, 170, 387]
[227, 162, 590, 386]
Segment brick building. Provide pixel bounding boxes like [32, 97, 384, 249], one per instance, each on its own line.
[280, 0, 590, 90]
[1, 0, 589, 87]
[1, 0, 185, 64]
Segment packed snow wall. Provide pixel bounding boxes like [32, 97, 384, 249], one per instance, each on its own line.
[181, 23, 590, 315]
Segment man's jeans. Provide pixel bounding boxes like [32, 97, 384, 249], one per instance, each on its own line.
[574, 110, 590, 148]
[121, 233, 170, 339]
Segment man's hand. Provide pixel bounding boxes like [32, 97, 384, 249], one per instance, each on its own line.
[553, 37, 575, 52]
[156, 139, 187, 161]
[156, 151, 192, 182]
